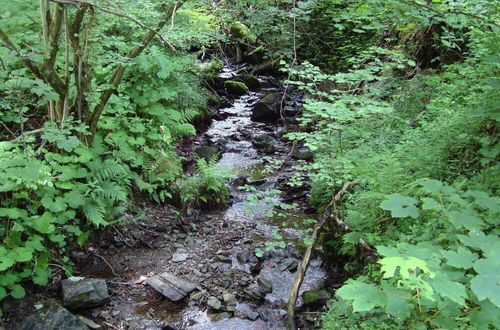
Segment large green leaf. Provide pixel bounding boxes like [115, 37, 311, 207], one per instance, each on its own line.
[380, 194, 419, 219]
[336, 279, 387, 312]
[30, 212, 56, 234]
[471, 257, 500, 307]
[441, 247, 478, 269]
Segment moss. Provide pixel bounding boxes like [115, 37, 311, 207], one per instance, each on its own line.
[224, 80, 249, 95]
[302, 290, 331, 306]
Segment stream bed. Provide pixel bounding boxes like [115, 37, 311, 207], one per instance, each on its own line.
[6, 64, 337, 330]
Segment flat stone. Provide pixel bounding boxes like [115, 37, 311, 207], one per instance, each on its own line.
[207, 296, 222, 310]
[61, 278, 109, 310]
[146, 272, 197, 302]
[19, 299, 89, 330]
[172, 252, 189, 263]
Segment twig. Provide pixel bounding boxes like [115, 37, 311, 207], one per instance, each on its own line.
[9, 128, 45, 142]
[92, 251, 118, 277]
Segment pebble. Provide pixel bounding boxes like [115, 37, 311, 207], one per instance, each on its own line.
[171, 253, 189, 263]
[207, 296, 222, 310]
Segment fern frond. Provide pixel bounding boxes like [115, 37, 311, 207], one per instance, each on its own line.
[83, 198, 108, 227]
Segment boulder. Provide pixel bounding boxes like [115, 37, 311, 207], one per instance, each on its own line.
[301, 289, 331, 308]
[19, 299, 89, 330]
[233, 74, 261, 90]
[225, 80, 249, 96]
[252, 134, 279, 153]
[146, 272, 197, 302]
[251, 93, 280, 123]
[61, 278, 109, 310]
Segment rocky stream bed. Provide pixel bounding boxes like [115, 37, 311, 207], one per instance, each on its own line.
[1, 63, 343, 330]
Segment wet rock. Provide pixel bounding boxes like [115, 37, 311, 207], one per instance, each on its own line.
[77, 315, 102, 329]
[186, 317, 268, 330]
[216, 255, 231, 262]
[223, 292, 237, 311]
[225, 80, 249, 96]
[190, 291, 204, 301]
[258, 308, 287, 328]
[223, 293, 236, 305]
[19, 299, 89, 330]
[194, 146, 220, 162]
[233, 74, 261, 90]
[301, 289, 331, 307]
[61, 278, 109, 310]
[210, 312, 232, 321]
[252, 134, 279, 153]
[281, 259, 298, 272]
[172, 252, 189, 263]
[256, 278, 273, 293]
[235, 303, 259, 321]
[146, 272, 197, 302]
[251, 93, 280, 123]
[293, 146, 314, 161]
[207, 296, 222, 310]
[244, 284, 267, 300]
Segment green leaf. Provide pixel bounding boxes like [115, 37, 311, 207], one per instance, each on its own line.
[57, 135, 81, 152]
[30, 212, 56, 234]
[0, 255, 15, 271]
[0, 287, 7, 300]
[336, 280, 387, 312]
[9, 247, 33, 262]
[419, 179, 443, 193]
[380, 194, 419, 219]
[470, 256, 500, 307]
[9, 284, 25, 299]
[447, 210, 483, 231]
[77, 231, 90, 247]
[430, 272, 467, 306]
[382, 284, 413, 319]
[442, 247, 478, 269]
[422, 198, 441, 211]
[471, 273, 500, 307]
[380, 256, 430, 279]
[0, 208, 28, 219]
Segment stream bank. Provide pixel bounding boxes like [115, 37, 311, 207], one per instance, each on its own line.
[4, 62, 344, 330]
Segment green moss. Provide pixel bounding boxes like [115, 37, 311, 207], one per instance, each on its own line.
[224, 80, 249, 95]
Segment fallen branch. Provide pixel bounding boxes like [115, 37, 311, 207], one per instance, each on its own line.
[287, 180, 358, 329]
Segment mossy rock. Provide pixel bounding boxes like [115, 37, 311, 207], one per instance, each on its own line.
[234, 74, 261, 90]
[302, 290, 331, 307]
[225, 80, 249, 96]
[230, 21, 250, 39]
[230, 21, 257, 44]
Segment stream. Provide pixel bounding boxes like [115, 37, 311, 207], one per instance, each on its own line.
[9, 63, 335, 330]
